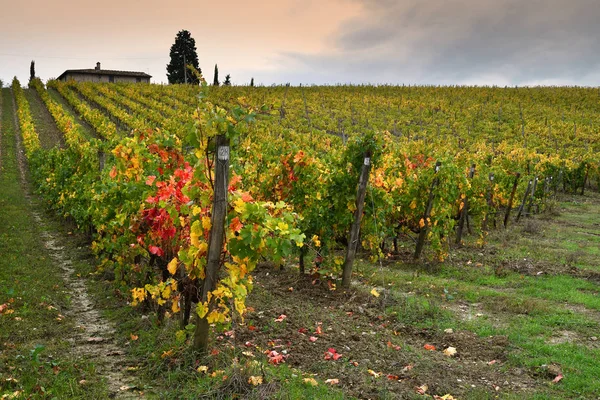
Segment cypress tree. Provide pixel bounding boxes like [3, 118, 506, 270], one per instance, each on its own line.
[250, 77, 254, 87]
[29, 60, 35, 84]
[213, 64, 220, 86]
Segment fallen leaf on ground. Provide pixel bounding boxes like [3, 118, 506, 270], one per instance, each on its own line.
[371, 288, 380, 297]
[197, 366, 208, 373]
[309, 336, 318, 342]
[368, 369, 382, 378]
[304, 377, 318, 386]
[415, 384, 428, 395]
[423, 344, 436, 351]
[387, 374, 400, 380]
[274, 314, 287, 322]
[130, 334, 138, 341]
[325, 378, 339, 385]
[487, 359, 498, 365]
[433, 395, 456, 400]
[324, 348, 342, 360]
[248, 376, 263, 386]
[552, 374, 563, 383]
[443, 347, 457, 357]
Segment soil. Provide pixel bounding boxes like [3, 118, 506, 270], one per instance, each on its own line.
[237, 266, 544, 399]
[23, 88, 65, 149]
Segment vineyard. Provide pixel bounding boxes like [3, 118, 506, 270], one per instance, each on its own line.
[1, 78, 600, 399]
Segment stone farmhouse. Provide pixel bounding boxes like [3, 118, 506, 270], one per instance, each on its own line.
[56, 62, 151, 83]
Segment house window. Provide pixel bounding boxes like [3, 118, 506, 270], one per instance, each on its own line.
[136, 77, 141, 83]
[109, 75, 114, 83]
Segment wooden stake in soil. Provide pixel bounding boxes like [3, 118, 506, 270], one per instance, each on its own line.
[504, 172, 521, 228]
[483, 173, 495, 231]
[414, 162, 441, 260]
[516, 179, 533, 223]
[341, 151, 372, 288]
[193, 135, 230, 353]
[456, 164, 475, 245]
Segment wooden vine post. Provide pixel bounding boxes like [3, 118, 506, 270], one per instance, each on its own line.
[193, 135, 230, 353]
[482, 173, 495, 230]
[504, 172, 521, 228]
[341, 151, 372, 288]
[456, 164, 475, 245]
[414, 161, 441, 260]
[516, 179, 533, 222]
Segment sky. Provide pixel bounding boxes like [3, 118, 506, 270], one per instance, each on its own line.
[1, 0, 599, 86]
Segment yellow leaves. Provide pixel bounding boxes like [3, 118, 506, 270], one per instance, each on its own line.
[419, 218, 425, 228]
[167, 258, 178, 275]
[131, 288, 146, 306]
[234, 197, 246, 214]
[171, 297, 181, 313]
[410, 199, 417, 209]
[197, 365, 208, 374]
[311, 235, 321, 247]
[202, 216, 212, 231]
[368, 369, 382, 378]
[190, 220, 203, 247]
[303, 377, 318, 386]
[370, 288, 380, 298]
[207, 310, 227, 324]
[196, 302, 209, 319]
[248, 376, 263, 386]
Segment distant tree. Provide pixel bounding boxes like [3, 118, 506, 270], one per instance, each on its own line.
[213, 64, 219, 86]
[166, 30, 201, 84]
[0, 79, 3, 88]
[29, 60, 35, 84]
[250, 77, 254, 87]
[223, 74, 231, 86]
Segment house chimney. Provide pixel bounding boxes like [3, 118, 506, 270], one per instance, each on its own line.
[95, 62, 101, 71]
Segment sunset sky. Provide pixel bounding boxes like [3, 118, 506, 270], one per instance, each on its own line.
[1, 0, 599, 86]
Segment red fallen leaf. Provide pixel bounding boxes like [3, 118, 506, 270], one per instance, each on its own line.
[346, 311, 353, 316]
[387, 374, 400, 381]
[324, 348, 342, 361]
[309, 336, 318, 342]
[423, 344, 436, 351]
[350, 361, 359, 366]
[230, 217, 243, 233]
[298, 327, 308, 334]
[266, 350, 285, 365]
[210, 349, 220, 356]
[387, 341, 401, 350]
[244, 341, 253, 347]
[315, 326, 323, 335]
[487, 360, 498, 365]
[248, 325, 257, 331]
[274, 314, 287, 323]
[552, 374, 563, 383]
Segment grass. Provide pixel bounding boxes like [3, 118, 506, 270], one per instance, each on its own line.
[0, 88, 107, 398]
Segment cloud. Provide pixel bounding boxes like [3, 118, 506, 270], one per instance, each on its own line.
[279, 0, 600, 85]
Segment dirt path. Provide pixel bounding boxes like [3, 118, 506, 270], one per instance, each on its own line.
[7, 88, 141, 399]
[23, 88, 65, 149]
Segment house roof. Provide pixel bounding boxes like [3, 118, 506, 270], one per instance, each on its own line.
[56, 68, 152, 80]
